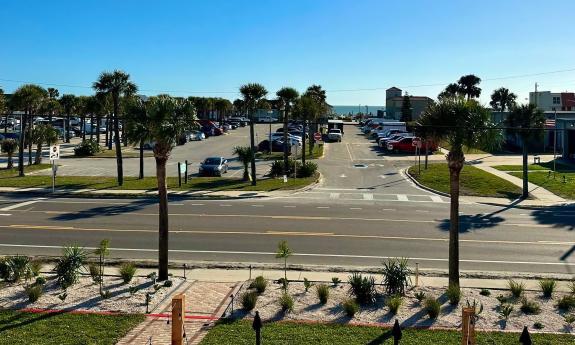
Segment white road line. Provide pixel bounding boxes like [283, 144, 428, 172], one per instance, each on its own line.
[0, 214, 11, 216]
[345, 143, 354, 161]
[397, 194, 408, 202]
[329, 193, 340, 199]
[382, 209, 396, 211]
[219, 204, 232, 207]
[316, 206, 330, 209]
[339, 174, 347, 178]
[363, 193, 374, 200]
[251, 205, 264, 207]
[378, 175, 387, 179]
[350, 208, 362, 210]
[283, 205, 296, 208]
[0, 199, 44, 211]
[191, 204, 205, 206]
[416, 210, 429, 213]
[430, 195, 443, 203]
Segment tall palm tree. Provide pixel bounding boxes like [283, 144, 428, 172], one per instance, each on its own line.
[233, 146, 253, 181]
[303, 85, 328, 156]
[1, 139, 18, 169]
[147, 95, 195, 280]
[93, 70, 138, 186]
[276, 87, 299, 174]
[457, 75, 482, 100]
[505, 104, 545, 199]
[47, 88, 59, 100]
[490, 87, 517, 112]
[240, 83, 268, 185]
[417, 97, 501, 287]
[214, 98, 232, 124]
[31, 124, 59, 164]
[59, 94, 77, 143]
[124, 97, 152, 179]
[10, 84, 48, 176]
[0, 88, 7, 134]
[438, 83, 463, 100]
[293, 95, 321, 164]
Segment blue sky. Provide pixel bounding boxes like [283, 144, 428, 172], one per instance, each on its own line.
[1, 0, 574, 105]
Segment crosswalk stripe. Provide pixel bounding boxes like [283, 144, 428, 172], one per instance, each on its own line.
[397, 194, 408, 201]
[329, 193, 340, 199]
[430, 195, 443, 202]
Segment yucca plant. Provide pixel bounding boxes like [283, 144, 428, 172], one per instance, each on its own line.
[348, 273, 376, 305]
[54, 246, 87, 288]
[381, 258, 411, 296]
[508, 279, 524, 298]
[539, 279, 556, 298]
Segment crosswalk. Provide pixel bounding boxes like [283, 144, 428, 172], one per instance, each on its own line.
[287, 189, 447, 203]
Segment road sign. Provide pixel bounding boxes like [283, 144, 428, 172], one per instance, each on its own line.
[412, 137, 422, 148]
[313, 132, 322, 141]
[49, 145, 60, 160]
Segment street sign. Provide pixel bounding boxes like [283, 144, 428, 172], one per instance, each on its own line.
[179, 163, 186, 174]
[313, 132, 322, 141]
[412, 137, 422, 148]
[49, 145, 60, 160]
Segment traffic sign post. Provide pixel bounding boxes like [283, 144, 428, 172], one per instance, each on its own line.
[313, 132, 322, 141]
[49, 145, 60, 193]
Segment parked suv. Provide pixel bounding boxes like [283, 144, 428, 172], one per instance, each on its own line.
[327, 128, 343, 142]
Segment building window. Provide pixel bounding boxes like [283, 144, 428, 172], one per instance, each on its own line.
[553, 96, 561, 104]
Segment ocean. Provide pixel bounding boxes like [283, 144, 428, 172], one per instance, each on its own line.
[331, 105, 385, 116]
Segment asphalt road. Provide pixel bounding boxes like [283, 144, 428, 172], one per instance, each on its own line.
[0, 126, 573, 275]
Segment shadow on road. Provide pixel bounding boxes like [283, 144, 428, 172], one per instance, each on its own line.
[437, 213, 504, 233]
[50, 199, 156, 221]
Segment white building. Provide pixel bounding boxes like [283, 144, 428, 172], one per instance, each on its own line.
[529, 91, 575, 112]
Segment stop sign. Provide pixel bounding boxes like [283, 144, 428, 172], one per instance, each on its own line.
[313, 132, 322, 141]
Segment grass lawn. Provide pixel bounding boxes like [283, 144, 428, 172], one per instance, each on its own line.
[200, 320, 574, 345]
[408, 163, 522, 199]
[257, 143, 324, 161]
[0, 310, 144, 345]
[439, 141, 487, 154]
[0, 164, 51, 177]
[492, 160, 575, 173]
[70, 149, 154, 159]
[509, 171, 575, 200]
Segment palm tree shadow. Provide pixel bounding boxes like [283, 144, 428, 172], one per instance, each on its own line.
[50, 199, 156, 221]
[437, 213, 504, 233]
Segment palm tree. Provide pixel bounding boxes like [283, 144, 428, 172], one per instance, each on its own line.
[438, 83, 462, 100]
[505, 104, 545, 199]
[457, 75, 482, 100]
[233, 146, 253, 181]
[31, 124, 59, 164]
[59, 94, 77, 143]
[293, 96, 321, 164]
[214, 98, 232, 124]
[10, 85, 48, 176]
[276, 87, 300, 174]
[47, 88, 59, 100]
[132, 95, 196, 280]
[275, 240, 292, 290]
[93, 70, 138, 186]
[490, 87, 517, 112]
[239, 83, 268, 186]
[124, 97, 152, 179]
[0, 88, 7, 134]
[1, 139, 18, 169]
[303, 85, 328, 156]
[417, 97, 501, 287]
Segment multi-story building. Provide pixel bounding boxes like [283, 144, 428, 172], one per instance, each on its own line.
[529, 91, 575, 112]
[385, 87, 433, 121]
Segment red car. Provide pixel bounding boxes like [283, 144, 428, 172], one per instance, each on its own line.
[387, 137, 437, 153]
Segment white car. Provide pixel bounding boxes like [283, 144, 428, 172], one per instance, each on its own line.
[269, 133, 302, 146]
[327, 129, 342, 142]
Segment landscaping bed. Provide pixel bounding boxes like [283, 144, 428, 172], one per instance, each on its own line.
[408, 163, 522, 199]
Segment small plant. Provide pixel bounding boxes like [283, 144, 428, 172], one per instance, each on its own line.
[26, 285, 43, 303]
[414, 291, 426, 303]
[496, 294, 510, 304]
[30, 260, 43, 277]
[303, 278, 314, 292]
[241, 291, 258, 311]
[73, 139, 101, 156]
[119, 262, 137, 284]
[479, 288, 491, 297]
[424, 297, 441, 319]
[386, 295, 403, 315]
[348, 273, 376, 305]
[499, 304, 514, 320]
[564, 314, 575, 325]
[58, 292, 68, 301]
[153, 284, 161, 291]
[54, 246, 87, 289]
[5, 255, 32, 283]
[533, 321, 544, 330]
[163, 280, 173, 288]
[520, 298, 541, 315]
[89, 263, 101, 284]
[316, 284, 329, 304]
[508, 279, 524, 298]
[275, 240, 292, 291]
[277, 278, 289, 291]
[100, 289, 112, 299]
[279, 292, 294, 313]
[35, 276, 46, 286]
[446, 284, 461, 305]
[342, 298, 359, 317]
[557, 295, 575, 311]
[381, 258, 411, 296]
[249, 276, 267, 294]
[128, 286, 139, 295]
[331, 277, 341, 286]
[539, 279, 556, 298]
[466, 299, 483, 316]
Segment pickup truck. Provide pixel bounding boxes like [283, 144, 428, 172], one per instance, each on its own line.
[327, 128, 343, 142]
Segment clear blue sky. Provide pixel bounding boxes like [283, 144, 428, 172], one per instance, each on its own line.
[1, 0, 574, 105]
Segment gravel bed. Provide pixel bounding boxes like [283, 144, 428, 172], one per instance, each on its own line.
[236, 280, 575, 334]
[0, 275, 182, 314]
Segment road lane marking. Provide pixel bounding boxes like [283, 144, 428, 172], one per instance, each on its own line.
[251, 205, 264, 207]
[0, 214, 11, 216]
[0, 198, 44, 211]
[283, 206, 296, 208]
[363, 193, 374, 200]
[345, 143, 354, 161]
[316, 206, 330, 209]
[416, 210, 429, 213]
[0, 243, 572, 267]
[397, 195, 408, 202]
[350, 208, 362, 210]
[329, 193, 340, 199]
[382, 209, 396, 211]
[219, 204, 232, 207]
[430, 196, 443, 202]
[191, 204, 205, 206]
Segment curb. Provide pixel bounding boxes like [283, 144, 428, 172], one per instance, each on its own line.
[403, 168, 450, 198]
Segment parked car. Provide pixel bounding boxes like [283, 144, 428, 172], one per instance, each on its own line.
[376, 129, 408, 143]
[379, 134, 412, 148]
[187, 130, 205, 141]
[269, 133, 301, 146]
[199, 157, 229, 176]
[386, 136, 417, 153]
[327, 128, 343, 142]
[258, 139, 293, 153]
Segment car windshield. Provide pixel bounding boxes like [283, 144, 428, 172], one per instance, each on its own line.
[329, 129, 341, 133]
[204, 158, 221, 165]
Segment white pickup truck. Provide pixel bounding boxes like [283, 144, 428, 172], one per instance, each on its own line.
[327, 128, 343, 142]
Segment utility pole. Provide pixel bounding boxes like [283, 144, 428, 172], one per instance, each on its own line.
[553, 110, 557, 176]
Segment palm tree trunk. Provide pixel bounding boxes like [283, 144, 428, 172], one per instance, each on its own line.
[105, 114, 111, 150]
[7, 152, 13, 169]
[96, 115, 101, 145]
[35, 143, 42, 165]
[447, 150, 464, 287]
[65, 114, 70, 143]
[522, 142, 528, 199]
[249, 115, 257, 186]
[308, 123, 314, 157]
[283, 108, 289, 175]
[18, 112, 26, 176]
[302, 121, 306, 165]
[113, 96, 124, 186]
[90, 114, 94, 141]
[139, 139, 144, 179]
[27, 116, 33, 165]
[156, 154, 169, 281]
[81, 115, 86, 142]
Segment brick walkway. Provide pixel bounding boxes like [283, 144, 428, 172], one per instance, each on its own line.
[118, 281, 241, 345]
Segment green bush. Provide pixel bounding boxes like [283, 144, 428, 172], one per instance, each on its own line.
[279, 292, 294, 312]
[496, 294, 510, 304]
[163, 280, 173, 288]
[297, 162, 317, 178]
[119, 262, 137, 284]
[508, 279, 524, 298]
[35, 276, 46, 286]
[54, 246, 87, 288]
[414, 291, 426, 303]
[520, 298, 541, 314]
[564, 314, 575, 324]
[446, 284, 461, 305]
[557, 295, 575, 311]
[348, 273, 376, 305]
[241, 291, 258, 311]
[331, 277, 341, 286]
[533, 322, 544, 330]
[316, 284, 329, 304]
[249, 276, 267, 294]
[2, 256, 32, 282]
[30, 260, 43, 277]
[479, 288, 491, 296]
[342, 298, 359, 317]
[539, 279, 556, 298]
[26, 285, 43, 303]
[89, 263, 101, 284]
[499, 304, 514, 320]
[424, 297, 441, 319]
[74, 139, 100, 156]
[386, 295, 402, 315]
[303, 278, 313, 292]
[381, 258, 411, 296]
[269, 159, 301, 177]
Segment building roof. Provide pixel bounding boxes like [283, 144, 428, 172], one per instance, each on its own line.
[388, 96, 433, 101]
[386, 87, 402, 91]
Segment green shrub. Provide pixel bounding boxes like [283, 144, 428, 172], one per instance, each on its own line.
[414, 291, 426, 303]
[35, 276, 46, 286]
[119, 262, 137, 284]
[479, 288, 491, 297]
[508, 279, 524, 298]
[303, 278, 313, 292]
[446, 284, 461, 305]
[424, 297, 441, 319]
[0, 257, 9, 281]
[499, 304, 513, 320]
[466, 299, 483, 316]
[557, 295, 575, 311]
[270, 159, 301, 177]
[277, 277, 289, 291]
[316, 284, 329, 304]
[89, 263, 101, 284]
[3, 256, 32, 282]
[26, 285, 43, 303]
[533, 322, 544, 330]
[342, 298, 359, 317]
[297, 162, 317, 178]
[279, 293, 294, 312]
[348, 273, 376, 305]
[249, 276, 268, 294]
[163, 280, 173, 288]
[241, 291, 258, 311]
[496, 294, 510, 304]
[381, 258, 411, 296]
[539, 279, 556, 298]
[54, 246, 87, 289]
[100, 289, 111, 299]
[331, 277, 341, 286]
[520, 298, 541, 314]
[74, 139, 100, 156]
[564, 314, 575, 324]
[386, 295, 402, 315]
[30, 260, 43, 277]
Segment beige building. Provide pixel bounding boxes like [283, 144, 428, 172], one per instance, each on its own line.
[385, 87, 433, 121]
